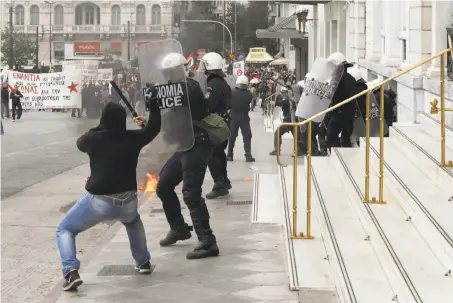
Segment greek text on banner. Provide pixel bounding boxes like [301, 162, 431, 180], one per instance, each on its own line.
[7, 70, 82, 109]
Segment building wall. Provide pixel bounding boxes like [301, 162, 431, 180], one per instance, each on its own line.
[310, 0, 453, 125]
[2, 0, 175, 66]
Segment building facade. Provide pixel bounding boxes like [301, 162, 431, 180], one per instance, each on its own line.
[307, 0, 453, 125]
[1, 0, 177, 66]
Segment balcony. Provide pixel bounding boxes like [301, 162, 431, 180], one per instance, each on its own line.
[17, 24, 163, 34]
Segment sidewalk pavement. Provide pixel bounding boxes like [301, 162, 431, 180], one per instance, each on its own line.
[44, 110, 300, 303]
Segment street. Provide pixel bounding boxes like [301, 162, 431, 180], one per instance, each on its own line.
[1, 111, 97, 199]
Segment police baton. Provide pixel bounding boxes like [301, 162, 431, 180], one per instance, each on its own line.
[109, 81, 145, 129]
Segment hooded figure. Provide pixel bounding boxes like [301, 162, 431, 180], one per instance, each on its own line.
[56, 100, 161, 292]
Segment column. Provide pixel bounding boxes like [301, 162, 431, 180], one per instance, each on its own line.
[337, 1, 347, 55]
[380, 0, 401, 67]
[366, 0, 382, 62]
[312, 5, 318, 58]
[353, 0, 366, 62]
[426, 0, 453, 77]
[404, 0, 431, 74]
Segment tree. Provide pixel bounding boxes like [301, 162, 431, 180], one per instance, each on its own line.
[1, 28, 37, 67]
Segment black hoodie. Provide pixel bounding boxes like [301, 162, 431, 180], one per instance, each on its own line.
[77, 102, 161, 195]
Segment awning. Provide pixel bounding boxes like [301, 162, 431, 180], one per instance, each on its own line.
[245, 51, 274, 63]
[269, 57, 289, 66]
[256, 14, 306, 40]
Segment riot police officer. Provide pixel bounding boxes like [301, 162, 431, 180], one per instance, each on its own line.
[155, 53, 219, 259]
[227, 75, 255, 162]
[200, 52, 232, 200]
[324, 52, 358, 149]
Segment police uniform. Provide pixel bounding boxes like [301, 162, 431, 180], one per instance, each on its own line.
[205, 73, 232, 199]
[227, 86, 254, 162]
[325, 70, 358, 148]
[156, 77, 219, 259]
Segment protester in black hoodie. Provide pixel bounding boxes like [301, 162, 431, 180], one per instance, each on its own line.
[1, 83, 9, 118]
[56, 100, 161, 292]
[10, 85, 23, 121]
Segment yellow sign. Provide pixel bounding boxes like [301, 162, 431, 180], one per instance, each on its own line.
[249, 47, 266, 53]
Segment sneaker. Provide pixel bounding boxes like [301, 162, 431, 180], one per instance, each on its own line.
[135, 261, 152, 274]
[62, 269, 83, 291]
[12, 119, 15, 122]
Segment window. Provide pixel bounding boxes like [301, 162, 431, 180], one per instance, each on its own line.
[136, 5, 146, 25]
[54, 5, 64, 25]
[75, 6, 82, 25]
[30, 5, 40, 25]
[15, 5, 24, 25]
[402, 39, 407, 61]
[85, 6, 95, 25]
[151, 5, 161, 25]
[54, 42, 65, 60]
[111, 5, 121, 25]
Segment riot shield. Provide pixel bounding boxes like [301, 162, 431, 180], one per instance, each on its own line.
[138, 39, 194, 153]
[295, 57, 344, 122]
[352, 90, 389, 140]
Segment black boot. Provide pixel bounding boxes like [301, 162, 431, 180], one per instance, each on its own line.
[206, 179, 230, 199]
[245, 153, 255, 162]
[186, 198, 219, 259]
[159, 219, 193, 247]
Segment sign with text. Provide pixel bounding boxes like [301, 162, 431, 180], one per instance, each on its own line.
[62, 60, 99, 82]
[97, 68, 113, 81]
[74, 42, 101, 53]
[154, 82, 188, 109]
[233, 60, 245, 77]
[7, 71, 82, 109]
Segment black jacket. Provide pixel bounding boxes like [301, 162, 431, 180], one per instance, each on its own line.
[77, 102, 161, 195]
[275, 95, 291, 121]
[206, 74, 231, 114]
[1, 87, 9, 104]
[10, 89, 23, 103]
[330, 71, 358, 117]
[229, 87, 252, 117]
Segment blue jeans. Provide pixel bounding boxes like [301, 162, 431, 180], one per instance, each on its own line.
[56, 192, 150, 277]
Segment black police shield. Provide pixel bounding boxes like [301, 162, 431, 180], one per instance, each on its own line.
[351, 88, 389, 141]
[137, 39, 194, 154]
[295, 57, 344, 122]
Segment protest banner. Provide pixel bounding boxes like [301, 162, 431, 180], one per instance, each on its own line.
[62, 60, 99, 82]
[7, 70, 82, 109]
[97, 68, 113, 81]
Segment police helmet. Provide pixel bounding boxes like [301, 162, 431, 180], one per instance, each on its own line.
[200, 52, 224, 71]
[160, 53, 188, 70]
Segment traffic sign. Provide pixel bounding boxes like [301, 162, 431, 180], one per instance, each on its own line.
[236, 69, 243, 76]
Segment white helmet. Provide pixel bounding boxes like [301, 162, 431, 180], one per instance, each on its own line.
[304, 72, 314, 80]
[297, 80, 305, 88]
[160, 53, 187, 69]
[280, 86, 288, 92]
[348, 67, 363, 81]
[200, 52, 223, 71]
[328, 52, 346, 64]
[236, 75, 249, 86]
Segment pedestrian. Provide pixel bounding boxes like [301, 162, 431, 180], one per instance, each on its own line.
[56, 100, 161, 291]
[1, 82, 10, 118]
[227, 75, 255, 162]
[154, 52, 219, 259]
[10, 85, 23, 122]
[199, 52, 232, 200]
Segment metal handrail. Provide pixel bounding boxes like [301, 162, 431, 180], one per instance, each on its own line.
[277, 48, 453, 240]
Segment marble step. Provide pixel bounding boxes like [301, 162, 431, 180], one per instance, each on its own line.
[252, 173, 282, 224]
[310, 156, 402, 303]
[334, 146, 453, 302]
[277, 165, 335, 291]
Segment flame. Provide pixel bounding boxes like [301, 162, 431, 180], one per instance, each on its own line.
[244, 177, 253, 182]
[139, 173, 159, 194]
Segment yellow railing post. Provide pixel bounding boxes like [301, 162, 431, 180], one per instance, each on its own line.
[363, 91, 371, 203]
[375, 85, 386, 204]
[291, 125, 299, 238]
[302, 121, 314, 239]
[440, 53, 453, 167]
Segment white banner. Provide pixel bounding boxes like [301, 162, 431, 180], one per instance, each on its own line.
[62, 60, 99, 82]
[7, 71, 82, 109]
[97, 68, 113, 81]
[233, 60, 245, 77]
